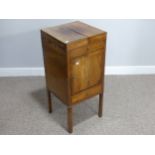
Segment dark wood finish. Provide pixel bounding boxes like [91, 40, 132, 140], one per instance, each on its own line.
[87, 49, 103, 87]
[71, 55, 88, 94]
[47, 90, 52, 113]
[98, 93, 103, 117]
[67, 106, 73, 133]
[41, 21, 107, 133]
[41, 32, 68, 104]
[71, 84, 102, 104]
[88, 34, 106, 50]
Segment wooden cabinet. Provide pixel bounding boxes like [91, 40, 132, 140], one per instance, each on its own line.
[41, 21, 107, 133]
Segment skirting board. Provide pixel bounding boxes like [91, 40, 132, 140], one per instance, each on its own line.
[0, 66, 155, 77]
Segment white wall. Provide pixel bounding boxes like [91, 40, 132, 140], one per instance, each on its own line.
[83, 19, 155, 66]
[0, 19, 73, 67]
[0, 19, 155, 75]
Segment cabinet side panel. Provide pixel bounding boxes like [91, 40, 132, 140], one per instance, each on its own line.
[41, 32, 68, 104]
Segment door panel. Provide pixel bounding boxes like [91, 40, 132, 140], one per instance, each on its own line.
[71, 56, 88, 94]
[87, 49, 103, 87]
[71, 49, 103, 95]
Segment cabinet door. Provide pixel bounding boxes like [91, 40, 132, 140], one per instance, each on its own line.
[71, 49, 104, 95]
[87, 49, 103, 87]
[71, 56, 88, 94]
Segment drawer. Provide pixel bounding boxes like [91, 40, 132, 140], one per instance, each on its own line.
[70, 46, 87, 58]
[88, 34, 106, 51]
[67, 39, 88, 51]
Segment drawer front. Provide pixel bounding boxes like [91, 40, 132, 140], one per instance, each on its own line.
[70, 46, 87, 58]
[67, 39, 88, 51]
[88, 34, 106, 51]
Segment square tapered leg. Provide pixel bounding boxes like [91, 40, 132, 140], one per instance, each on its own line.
[98, 93, 103, 117]
[47, 90, 52, 113]
[67, 106, 73, 133]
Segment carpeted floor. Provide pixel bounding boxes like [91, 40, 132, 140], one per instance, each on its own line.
[0, 75, 155, 135]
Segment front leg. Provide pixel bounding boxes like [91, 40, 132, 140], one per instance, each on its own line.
[47, 90, 52, 113]
[98, 93, 103, 117]
[67, 106, 73, 133]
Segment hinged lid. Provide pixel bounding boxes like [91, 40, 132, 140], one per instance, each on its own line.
[41, 21, 106, 50]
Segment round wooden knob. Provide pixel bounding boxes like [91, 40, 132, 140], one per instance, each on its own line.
[75, 61, 80, 65]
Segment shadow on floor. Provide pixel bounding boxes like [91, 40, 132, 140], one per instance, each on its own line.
[31, 88, 99, 130]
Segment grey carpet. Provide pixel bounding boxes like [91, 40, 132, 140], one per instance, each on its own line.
[0, 75, 155, 135]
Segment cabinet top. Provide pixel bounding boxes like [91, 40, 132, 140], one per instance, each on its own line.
[41, 21, 106, 44]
